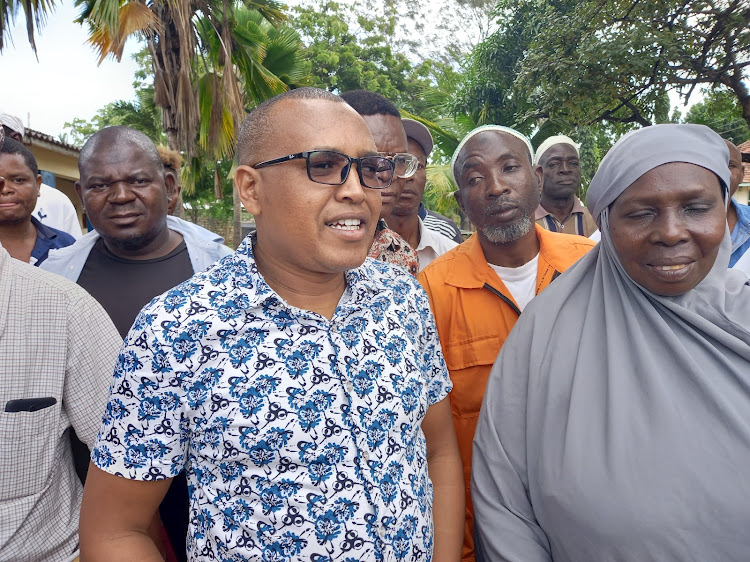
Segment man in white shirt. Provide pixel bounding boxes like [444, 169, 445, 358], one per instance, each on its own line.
[1, 112, 82, 239]
[386, 118, 458, 271]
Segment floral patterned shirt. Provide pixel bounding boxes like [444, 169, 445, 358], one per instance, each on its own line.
[92, 236, 451, 561]
[369, 219, 419, 277]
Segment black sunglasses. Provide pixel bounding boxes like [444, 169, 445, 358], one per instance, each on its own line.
[252, 150, 396, 189]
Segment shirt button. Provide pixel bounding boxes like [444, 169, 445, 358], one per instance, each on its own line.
[362, 450, 370, 462]
[345, 381, 353, 393]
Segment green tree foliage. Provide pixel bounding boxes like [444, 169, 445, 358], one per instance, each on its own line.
[509, 0, 750, 129]
[74, 0, 290, 156]
[292, 0, 460, 118]
[683, 88, 750, 145]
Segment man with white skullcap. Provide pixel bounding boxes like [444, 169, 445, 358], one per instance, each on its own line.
[0, 111, 82, 239]
[533, 134, 598, 237]
[418, 125, 595, 562]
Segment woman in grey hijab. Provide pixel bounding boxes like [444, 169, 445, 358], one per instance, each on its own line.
[472, 124, 750, 562]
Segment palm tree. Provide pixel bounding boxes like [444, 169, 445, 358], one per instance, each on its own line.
[0, 0, 56, 53]
[76, 0, 307, 243]
[74, 0, 287, 156]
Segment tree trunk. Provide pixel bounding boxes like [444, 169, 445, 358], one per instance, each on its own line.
[233, 183, 242, 250]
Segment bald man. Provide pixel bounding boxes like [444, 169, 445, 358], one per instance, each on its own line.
[79, 88, 463, 562]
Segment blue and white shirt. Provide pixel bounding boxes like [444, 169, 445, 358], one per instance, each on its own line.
[92, 236, 452, 561]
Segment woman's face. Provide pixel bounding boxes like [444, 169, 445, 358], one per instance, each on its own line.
[609, 162, 726, 296]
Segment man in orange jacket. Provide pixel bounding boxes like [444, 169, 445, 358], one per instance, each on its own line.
[418, 125, 595, 561]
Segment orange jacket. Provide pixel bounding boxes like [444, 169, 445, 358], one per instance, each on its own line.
[418, 226, 595, 562]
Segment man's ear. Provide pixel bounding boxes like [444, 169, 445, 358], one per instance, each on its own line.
[235, 165, 262, 216]
[454, 189, 466, 215]
[34, 175, 42, 198]
[533, 165, 543, 196]
[75, 181, 85, 207]
[164, 172, 180, 214]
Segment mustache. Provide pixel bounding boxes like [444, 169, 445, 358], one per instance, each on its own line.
[484, 197, 522, 214]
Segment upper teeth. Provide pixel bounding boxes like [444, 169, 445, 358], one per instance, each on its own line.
[658, 264, 687, 271]
[330, 218, 361, 230]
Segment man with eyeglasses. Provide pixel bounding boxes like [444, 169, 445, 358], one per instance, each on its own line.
[340, 90, 421, 275]
[387, 119, 459, 272]
[80, 87, 465, 562]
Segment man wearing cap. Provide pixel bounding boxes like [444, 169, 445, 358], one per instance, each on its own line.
[418, 125, 595, 561]
[533, 135, 598, 238]
[386, 118, 458, 271]
[404, 121, 463, 244]
[1, 112, 82, 239]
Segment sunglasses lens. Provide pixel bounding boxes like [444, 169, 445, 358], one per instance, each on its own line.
[308, 151, 351, 184]
[360, 157, 394, 189]
[393, 154, 418, 178]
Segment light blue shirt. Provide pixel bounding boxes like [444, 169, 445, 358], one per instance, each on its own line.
[729, 198, 750, 269]
[40, 216, 232, 281]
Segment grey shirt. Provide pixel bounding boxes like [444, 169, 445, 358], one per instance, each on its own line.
[0, 244, 122, 561]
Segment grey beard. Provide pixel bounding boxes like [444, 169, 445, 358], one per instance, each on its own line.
[480, 215, 533, 244]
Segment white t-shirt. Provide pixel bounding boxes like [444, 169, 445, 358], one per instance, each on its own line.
[34, 184, 82, 239]
[489, 254, 539, 311]
[416, 218, 459, 272]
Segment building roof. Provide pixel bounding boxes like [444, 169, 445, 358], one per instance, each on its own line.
[26, 128, 80, 155]
[739, 140, 750, 185]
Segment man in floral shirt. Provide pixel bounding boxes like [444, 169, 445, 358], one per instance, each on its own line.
[80, 87, 464, 561]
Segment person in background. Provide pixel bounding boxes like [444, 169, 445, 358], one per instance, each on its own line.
[473, 123, 750, 562]
[725, 139, 750, 274]
[387, 118, 457, 271]
[419, 125, 594, 562]
[156, 145, 184, 216]
[157, 145, 228, 246]
[534, 135, 598, 238]
[0, 138, 76, 265]
[1, 112, 82, 238]
[79, 87, 464, 562]
[340, 89, 420, 275]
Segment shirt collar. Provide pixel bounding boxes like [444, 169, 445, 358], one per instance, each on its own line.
[534, 197, 587, 220]
[232, 234, 382, 312]
[30, 216, 59, 241]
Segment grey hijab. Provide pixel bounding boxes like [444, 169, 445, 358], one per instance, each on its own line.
[472, 124, 750, 561]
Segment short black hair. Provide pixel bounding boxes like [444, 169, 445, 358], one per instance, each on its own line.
[79, 126, 164, 175]
[339, 90, 400, 118]
[1, 137, 39, 176]
[237, 87, 345, 165]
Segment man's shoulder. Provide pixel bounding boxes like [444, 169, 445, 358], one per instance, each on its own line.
[9, 255, 94, 303]
[40, 230, 99, 272]
[417, 238, 470, 285]
[422, 210, 462, 241]
[733, 199, 750, 222]
[537, 227, 596, 266]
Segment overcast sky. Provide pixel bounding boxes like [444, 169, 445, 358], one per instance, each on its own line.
[0, 1, 140, 138]
[1, 0, 700, 141]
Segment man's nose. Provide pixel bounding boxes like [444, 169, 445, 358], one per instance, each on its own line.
[486, 172, 511, 196]
[108, 182, 136, 201]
